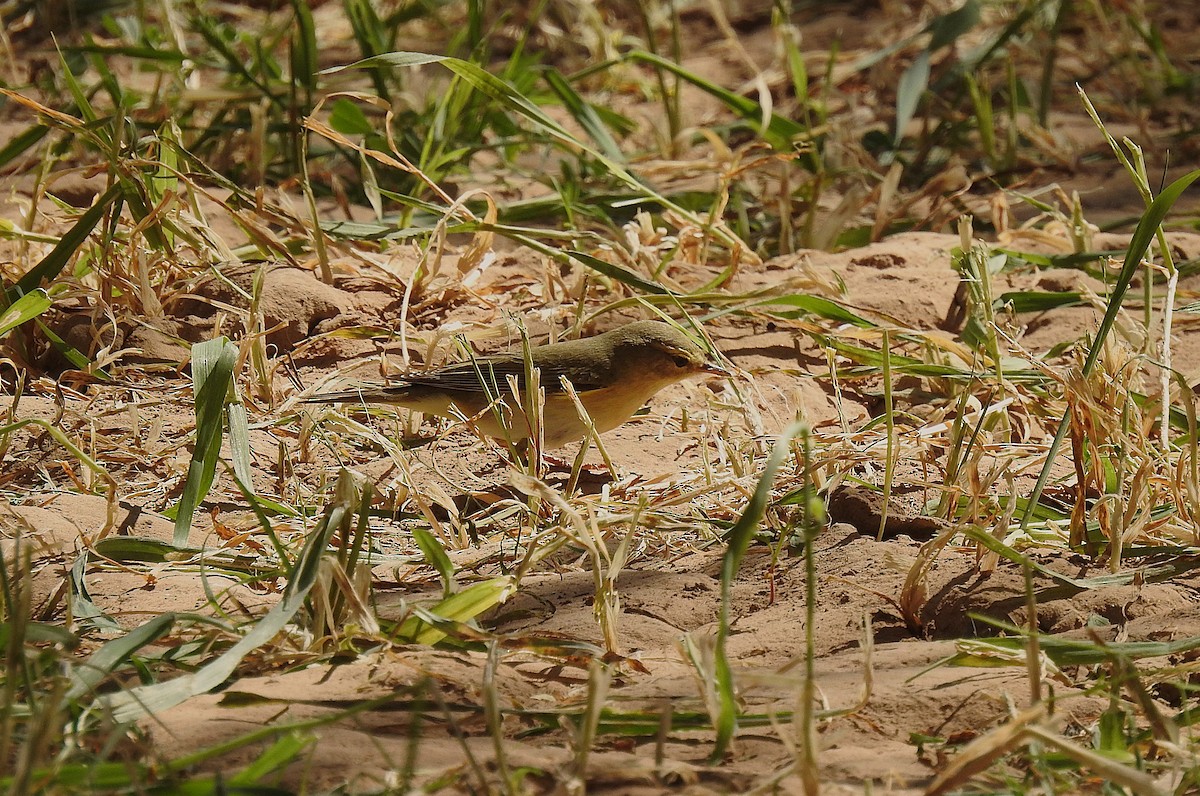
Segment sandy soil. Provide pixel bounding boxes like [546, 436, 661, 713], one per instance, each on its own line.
[6, 221, 1200, 791]
[4, 1, 1200, 793]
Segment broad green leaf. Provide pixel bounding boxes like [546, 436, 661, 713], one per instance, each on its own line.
[0, 288, 51, 336]
[329, 98, 374, 135]
[412, 527, 458, 597]
[396, 577, 512, 646]
[173, 337, 238, 547]
[67, 613, 176, 700]
[893, 49, 930, 149]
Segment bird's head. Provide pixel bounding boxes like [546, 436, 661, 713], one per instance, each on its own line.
[609, 320, 729, 384]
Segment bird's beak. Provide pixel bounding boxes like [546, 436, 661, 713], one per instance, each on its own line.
[702, 360, 731, 378]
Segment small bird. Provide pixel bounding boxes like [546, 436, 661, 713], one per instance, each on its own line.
[303, 320, 728, 448]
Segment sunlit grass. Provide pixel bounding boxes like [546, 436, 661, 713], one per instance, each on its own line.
[0, 0, 1198, 792]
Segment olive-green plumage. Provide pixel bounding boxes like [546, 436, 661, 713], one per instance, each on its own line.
[303, 320, 727, 447]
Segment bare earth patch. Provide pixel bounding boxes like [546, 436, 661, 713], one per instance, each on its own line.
[4, 1, 1200, 792]
[8, 222, 1200, 790]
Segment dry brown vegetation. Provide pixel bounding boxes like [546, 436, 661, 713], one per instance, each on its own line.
[3, 0, 1200, 793]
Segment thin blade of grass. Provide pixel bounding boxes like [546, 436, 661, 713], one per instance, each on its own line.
[102, 472, 366, 722]
[893, 50, 930, 152]
[227, 402, 254, 496]
[754, 294, 877, 327]
[412, 527, 458, 598]
[624, 50, 804, 149]
[61, 43, 187, 61]
[13, 183, 122, 297]
[712, 421, 806, 760]
[91, 537, 203, 563]
[541, 67, 624, 162]
[1021, 166, 1200, 528]
[0, 124, 50, 170]
[327, 52, 753, 257]
[36, 319, 108, 377]
[996, 290, 1084, 312]
[226, 732, 315, 785]
[68, 554, 121, 633]
[948, 629, 1200, 668]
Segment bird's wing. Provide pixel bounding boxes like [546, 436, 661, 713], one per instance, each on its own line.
[404, 354, 606, 394]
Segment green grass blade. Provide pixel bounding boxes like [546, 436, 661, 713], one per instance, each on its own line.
[226, 733, 315, 785]
[102, 586, 305, 723]
[67, 613, 176, 700]
[541, 67, 624, 161]
[55, 47, 100, 127]
[1021, 167, 1200, 529]
[625, 50, 805, 149]
[173, 337, 238, 547]
[754, 294, 877, 327]
[227, 402, 255, 497]
[191, 14, 280, 108]
[0, 124, 50, 170]
[712, 421, 805, 760]
[328, 52, 751, 255]
[343, 0, 393, 100]
[504, 231, 671, 295]
[412, 527, 458, 598]
[0, 762, 149, 791]
[62, 42, 187, 62]
[328, 98, 374, 135]
[0, 289, 52, 336]
[69, 553, 121, 633]
[335, 52, 575, 141]
[289, 0, 319, 96]
[36, 318, 108, 376]
[893, 50, 930, 151]
[102, 474, 364, 722]
[1082, 168, 1200, 374]
[949, 630, 1200, 669]
[396, 577, 513, 646]
[996, 290, 1084, 312]
[91, 537, 203, 563]
[13, 183, 122, 297]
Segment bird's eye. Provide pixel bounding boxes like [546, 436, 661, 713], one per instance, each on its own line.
[671, 355, 690, 368]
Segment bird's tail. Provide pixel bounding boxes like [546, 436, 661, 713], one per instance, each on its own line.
[302, 385, 408, 404]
